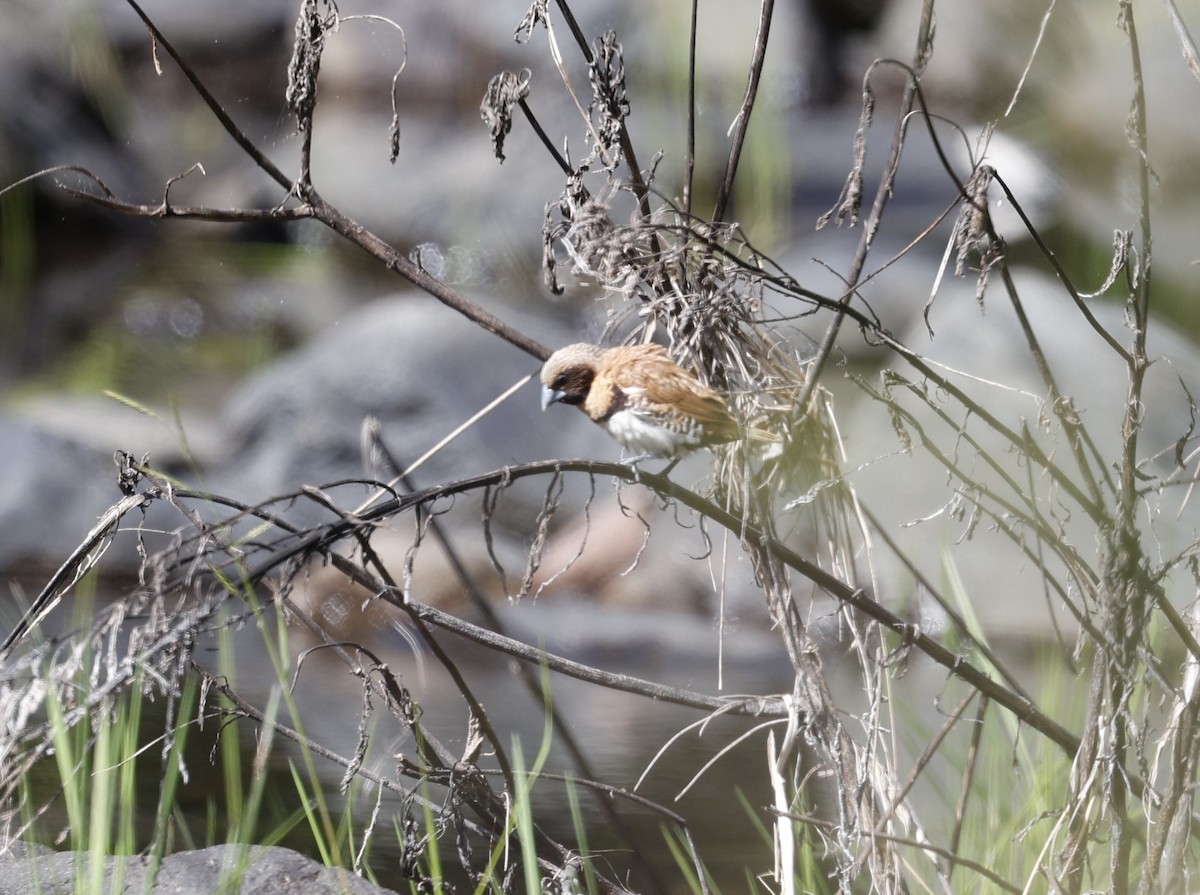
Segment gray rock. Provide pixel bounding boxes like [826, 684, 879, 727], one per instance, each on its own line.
[0, 417, 121, 573]
[212, 296, 604, 505]
[0, 840, 398, 895]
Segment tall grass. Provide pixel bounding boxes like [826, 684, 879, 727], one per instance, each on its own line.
[3, 1, 1199, 893]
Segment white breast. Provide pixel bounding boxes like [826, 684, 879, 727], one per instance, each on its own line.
[603, 408, 699, 458]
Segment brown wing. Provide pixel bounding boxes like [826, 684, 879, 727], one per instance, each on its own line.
[602, 345, 740, 443]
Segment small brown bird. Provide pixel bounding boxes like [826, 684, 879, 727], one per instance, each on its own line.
[540, 342, 743, 461]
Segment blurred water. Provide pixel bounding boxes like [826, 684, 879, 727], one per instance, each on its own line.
[9, 1, 1200, 889]
[211, 600, 799, 891]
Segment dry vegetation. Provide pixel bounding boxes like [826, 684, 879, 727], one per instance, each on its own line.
[2, 0, 1200, 893]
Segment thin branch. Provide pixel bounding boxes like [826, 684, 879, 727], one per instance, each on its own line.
[683, 0, 699, 215]
[0, 165, 117, 201]
[949, 695, 990, 876]
[777, 810, 1023, 894]
[121, 0, 551, 362]
[1163, 0, 1200, 82]
[407, 596, 788, 718]
[520, 98, 573, 176]
[799, 12, 933, 405]
[58, 187, 315, 222]
[551, 0, 651, 214]
[712, 0, 774, 223]
[173, 458, 1082, 754]
[125, 0, 292, 192]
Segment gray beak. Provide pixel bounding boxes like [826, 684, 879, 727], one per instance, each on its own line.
[540, 385, 564, 411]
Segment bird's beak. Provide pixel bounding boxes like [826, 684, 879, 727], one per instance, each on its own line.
[540, 385, 564, 411]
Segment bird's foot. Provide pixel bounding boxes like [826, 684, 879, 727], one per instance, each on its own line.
[622, 452, 679, 480]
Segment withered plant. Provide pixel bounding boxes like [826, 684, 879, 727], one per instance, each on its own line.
[2, 1, 1199, 893]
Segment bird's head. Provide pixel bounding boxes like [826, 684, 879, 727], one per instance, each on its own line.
[540, 343, 603, 410]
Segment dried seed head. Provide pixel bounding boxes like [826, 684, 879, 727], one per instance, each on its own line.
[588, 30, 630, 170]
[819, 80, 874, 229]
[954, 164, 995, 272]
[542, 201, 566, 295]
[950, 164, 1003, 307]
[480, 69, 532, 163]
[514, 0, 549, 44]
[285, 0, 340, 129]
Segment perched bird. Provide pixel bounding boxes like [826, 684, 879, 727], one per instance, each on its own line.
[540, 342, 746, 462]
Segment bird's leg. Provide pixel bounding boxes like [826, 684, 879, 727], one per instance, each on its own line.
[621, 451, 679, 482]
[623, 451, 648, 485]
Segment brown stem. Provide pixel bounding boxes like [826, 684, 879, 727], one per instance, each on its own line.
[711, 0, 774, 223]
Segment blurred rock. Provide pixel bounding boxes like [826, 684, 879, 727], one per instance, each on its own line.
[841, 268, 1200, 637]
[0, 417, 122, 574]
[0, 840, 397, 895]
[212, 296, 588, 501]
[9, 393, 221, 470]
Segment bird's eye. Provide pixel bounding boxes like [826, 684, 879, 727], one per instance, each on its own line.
[553, 374, 568, 389]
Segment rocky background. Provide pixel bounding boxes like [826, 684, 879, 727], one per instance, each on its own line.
[3, 0, 1199, 626]
[3, 1, 1200, 890]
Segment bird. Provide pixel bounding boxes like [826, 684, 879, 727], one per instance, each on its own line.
[540, 342, 750, 463]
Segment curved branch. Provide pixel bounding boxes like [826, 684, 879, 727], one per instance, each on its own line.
[121, 0, 550, 362]
[192, 458, 1080, 754]
[304, 192, 550, 360]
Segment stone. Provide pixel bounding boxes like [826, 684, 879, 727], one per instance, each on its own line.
[0, 840, 399, 895]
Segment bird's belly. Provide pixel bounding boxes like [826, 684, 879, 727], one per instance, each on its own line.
[603, 409, 697, 457]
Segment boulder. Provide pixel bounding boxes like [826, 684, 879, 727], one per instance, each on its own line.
[0, 840, 398, 895]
